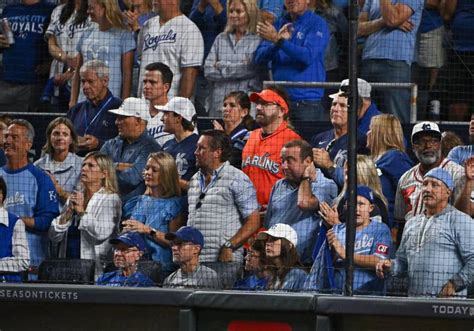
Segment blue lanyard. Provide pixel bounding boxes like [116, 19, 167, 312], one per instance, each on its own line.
[84, 96, 113, 134]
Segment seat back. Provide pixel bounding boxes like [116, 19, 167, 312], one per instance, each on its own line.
[137, 260, 162, 285]
[38, 259, 96, 284]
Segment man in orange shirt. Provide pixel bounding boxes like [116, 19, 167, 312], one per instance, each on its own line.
[242, 86, 301, 207]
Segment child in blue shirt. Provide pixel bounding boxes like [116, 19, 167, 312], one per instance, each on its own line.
[305, 185, 392, 294]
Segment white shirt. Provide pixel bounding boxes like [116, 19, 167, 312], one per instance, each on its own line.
[137, 15, 204, 97]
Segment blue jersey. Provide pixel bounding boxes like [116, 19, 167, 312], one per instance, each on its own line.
[332, 221, 391, 293]
[0, 1, 55, 83]
[310, 129, 368, 167]
[96, 270, 154, 287]
[305, 220, 391, 294]
[0, 164, 59, 267]
[375, 149, 413, 228]
[163, 133, 199, 181]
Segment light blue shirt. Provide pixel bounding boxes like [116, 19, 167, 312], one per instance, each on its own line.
[34, 153, 83, 209]
[77, 26, 136, 102]
[131, 195, 185, 272]
[265, 169, 337, 264]
[392, 205, 474, 297]
[447, 145, 474, 166]
[362, 0, 424, 64]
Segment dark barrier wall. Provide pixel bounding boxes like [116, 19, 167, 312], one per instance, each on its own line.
[0, 284, 473, 331]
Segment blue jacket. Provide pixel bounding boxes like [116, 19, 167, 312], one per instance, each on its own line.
[189, 0, 227, 57]
[97, 270, 154, 287]
[101, 130, 161, 202]
[254, 11, 329, 101]
[0, 164, 60, 267]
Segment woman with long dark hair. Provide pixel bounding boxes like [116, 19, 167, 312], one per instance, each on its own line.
[212, 91, 255, 168]
[34, 117, 83, 208]
[257, 224, 307, 291]
[43, 0, 92, 108]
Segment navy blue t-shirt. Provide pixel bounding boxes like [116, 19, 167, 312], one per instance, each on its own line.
[310, 129, 368, 167]
[163, 133, 199, 181]
[1, 1, 55, 83]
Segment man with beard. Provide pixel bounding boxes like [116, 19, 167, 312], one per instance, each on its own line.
[394, 121, 465, 241]
[377, 168, 474, 297]
[242, 86, 301, 207]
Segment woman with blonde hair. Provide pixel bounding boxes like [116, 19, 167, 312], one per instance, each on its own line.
[122, 152, 186, 275]
[49, 152, 122, 277]
[204, 0, 263, 117]
[319, 154, 389, 227]
[70, 0, 135, 107]
[367, 114, 413, 228]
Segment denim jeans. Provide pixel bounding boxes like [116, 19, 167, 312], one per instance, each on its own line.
[360, 59, 411, 123]
[289, 100, 327, 138]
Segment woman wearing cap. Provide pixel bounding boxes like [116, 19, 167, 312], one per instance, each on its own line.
[367, 114, 413, 229]
[121, 152, 186, 276]
[305, 186, 392, 294]
[212, 91, 255, 169]
[204, 0, 262, 117]
[34, 117, 83, 210]
[233, 238, 268, 290]
[257, 224, 307, 291]
[49, 151, 121, 277]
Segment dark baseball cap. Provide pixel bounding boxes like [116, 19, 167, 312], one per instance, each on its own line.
[109, 232, 146, 251]
[165, 226, 204, 248]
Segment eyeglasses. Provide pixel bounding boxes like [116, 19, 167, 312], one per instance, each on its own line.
[114, 247, 139, 254]
[413, 138, 440, 147]
[195, 192, 206, 210]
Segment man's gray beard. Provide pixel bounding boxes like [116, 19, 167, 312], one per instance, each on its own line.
[415, 149, 441, 165]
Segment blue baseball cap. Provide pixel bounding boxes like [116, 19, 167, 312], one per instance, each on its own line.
[356, 185, 374, 204]
[424, 167, 454, 191]
[109, 232, 146, 251]
[165, 226, 204, 248]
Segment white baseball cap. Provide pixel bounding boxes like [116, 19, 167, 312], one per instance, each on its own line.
[340, 78, 372, 98]
[411, 121, 441, 144]
[257, 223, 298, 247]
[108, 97, 150, 122]
[154, 97, 196, 122]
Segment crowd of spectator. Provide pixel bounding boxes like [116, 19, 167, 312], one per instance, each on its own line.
[0, 0, 473, 298]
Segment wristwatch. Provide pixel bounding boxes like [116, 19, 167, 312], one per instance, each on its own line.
[149, 228, 157, 238]
[301, 176, 312, 182]
[276, 38, 284, 48]
[223, 240, 235, 250]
